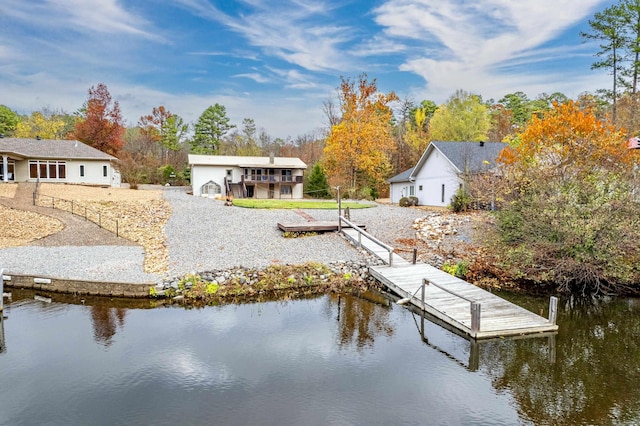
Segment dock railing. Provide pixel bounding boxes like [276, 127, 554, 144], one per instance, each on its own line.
[422, 278, 482, 333]
[339, 216, 395, 266]
[420, 278, 560, 334]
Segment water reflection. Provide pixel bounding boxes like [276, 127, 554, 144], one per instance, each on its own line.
[480, 294, 640, 425]
[326, 292, 395, 351]
[1, 289, 639, 425]
[90, 306, 127, 347]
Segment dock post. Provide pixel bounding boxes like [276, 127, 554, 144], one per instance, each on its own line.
[412, 248, 417, 264]
[337, 186, 341, 232]
[470, 302, 481, 335]
[0, 268, 3, 312]
[548, 296, 558, 324]
[421, 279, 426, 310]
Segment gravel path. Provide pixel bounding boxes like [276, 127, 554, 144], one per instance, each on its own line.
[0, 186, 429, 284]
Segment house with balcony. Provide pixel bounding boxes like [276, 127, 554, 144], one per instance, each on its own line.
[189, 154, 307, 199]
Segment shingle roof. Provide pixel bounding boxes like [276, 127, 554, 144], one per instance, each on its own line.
[387, 167, 414, 183]
[0, 138, 117, 160]
[428, 141, 507, 173]
[189, 154, 307, 169]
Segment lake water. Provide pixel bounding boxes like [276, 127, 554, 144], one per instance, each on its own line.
[0, 290, 638, 425]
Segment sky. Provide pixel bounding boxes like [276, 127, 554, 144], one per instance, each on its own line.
[0, 0, 617, 139]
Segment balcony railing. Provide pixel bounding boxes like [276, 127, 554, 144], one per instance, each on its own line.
[243, 175, 302, 183]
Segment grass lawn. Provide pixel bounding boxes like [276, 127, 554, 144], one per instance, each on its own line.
[232, 199, 376, 209]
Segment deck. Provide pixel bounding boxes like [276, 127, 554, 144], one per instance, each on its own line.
[341, 225, 558, 340]
[278, 221, 366, 233]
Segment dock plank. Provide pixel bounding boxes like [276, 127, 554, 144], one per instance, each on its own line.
[337, 223, 558, 339]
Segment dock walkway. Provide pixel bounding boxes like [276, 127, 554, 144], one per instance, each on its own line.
[341, 225, 558, 339]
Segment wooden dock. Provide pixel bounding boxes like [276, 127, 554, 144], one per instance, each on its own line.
[341, 224, 558, 339]
[278, 221, 366, 233]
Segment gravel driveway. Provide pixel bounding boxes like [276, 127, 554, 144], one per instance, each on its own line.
[0, 186, 428, 283]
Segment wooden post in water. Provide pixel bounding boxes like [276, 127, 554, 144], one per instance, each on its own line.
[549, 296, 558, 324]
[470, 302, 481, 335]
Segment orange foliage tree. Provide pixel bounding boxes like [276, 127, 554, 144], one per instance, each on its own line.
[73, 83, 125, 157]
[490, 101, 640, 294]
[323, 74, 398, 198]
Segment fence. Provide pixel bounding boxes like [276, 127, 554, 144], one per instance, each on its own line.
[33, 193, 120, 238]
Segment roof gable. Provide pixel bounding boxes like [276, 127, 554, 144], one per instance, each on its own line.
[0, 138, 117, 161]
[412, 141, 507, 178]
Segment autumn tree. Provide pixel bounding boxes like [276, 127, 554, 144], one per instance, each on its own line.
[429, 90, 490, 142]
[139, 106, 188, 163]
[401, 99, 436, 167]
[191, 104, 235, 154]
[0, 105, 19, 136]
[14, 108, 76, 139]
[489, 100, 640, 294]
[323, 74, 398, 198]
[73, 83, 125, 156]
[220, 118, 261, 156]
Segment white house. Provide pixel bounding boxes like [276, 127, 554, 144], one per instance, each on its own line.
[189, 154, 307, 199]
[0, 137, 120, 187]
[388, 141, 507, 207]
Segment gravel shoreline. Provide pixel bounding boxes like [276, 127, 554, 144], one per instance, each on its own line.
[0, 187, 429, 284]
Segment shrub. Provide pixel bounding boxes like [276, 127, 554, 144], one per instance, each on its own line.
[450, 186, 472, 212]
[399, 196, 418, 207]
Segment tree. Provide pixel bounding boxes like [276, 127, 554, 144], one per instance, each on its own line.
[620, 0, 640, 93]
[305, 162, 332, 198]
[14, 111, 64, 139]
[139, 106, 188, 163]
[73, 83, 125, 156]
[581, 4, 626, 121]
[0, 105, 19, 136]
[190, 104, 235, 154]
[323, 74, 398, 197]
[498, 92, 531, 129]
[490, 101, 639, 294]
[429, 90, 490, 142]
[401, 99, 435, 167]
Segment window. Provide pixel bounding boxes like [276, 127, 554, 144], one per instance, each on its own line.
[441, 184, 445, 203]
[281, 185, 292, 195]
[409, 185, 415, 196]
[103, 165, 108, 177]
[28, 160, 66, 180]
[419, 185, 423, 191]
[281, 169, 292, 182]
[80, 165, 85, 177]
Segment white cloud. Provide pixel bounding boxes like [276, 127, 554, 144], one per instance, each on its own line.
[176, 0, 356, 72]
[374, 0, 610, 100]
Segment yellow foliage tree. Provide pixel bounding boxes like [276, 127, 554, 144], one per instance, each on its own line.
[15, 111, 65, 139]
[323, 74, 398, 198]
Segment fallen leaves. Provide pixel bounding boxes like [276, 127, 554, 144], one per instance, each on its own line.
[0, 204, 64, 247]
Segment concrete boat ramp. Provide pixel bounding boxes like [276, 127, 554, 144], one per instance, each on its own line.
[340, 219, 559, 340]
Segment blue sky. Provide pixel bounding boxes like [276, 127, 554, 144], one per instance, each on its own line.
[0, 0, 616, 139]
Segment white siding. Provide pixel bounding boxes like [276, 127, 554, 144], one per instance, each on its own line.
[191, 165, 228, 197]
[412, 150, 461, 207]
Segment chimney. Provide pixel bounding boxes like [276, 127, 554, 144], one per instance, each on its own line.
[269, 152, 274, 164]
[479, 141, 485, 147]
